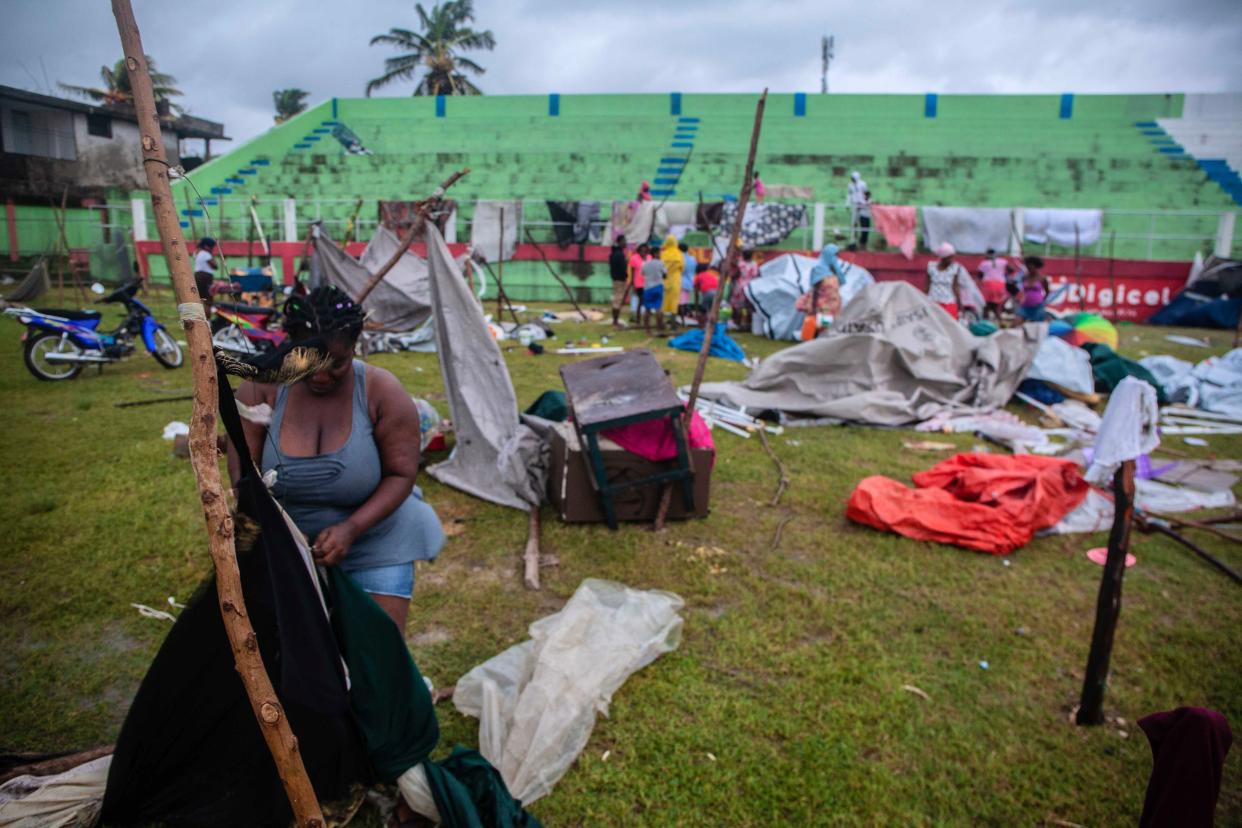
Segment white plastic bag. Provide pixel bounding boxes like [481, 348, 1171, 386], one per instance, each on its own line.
[452, 579, 684, 804]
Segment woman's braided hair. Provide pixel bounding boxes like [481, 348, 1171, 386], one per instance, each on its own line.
[282, 286, 366, 344]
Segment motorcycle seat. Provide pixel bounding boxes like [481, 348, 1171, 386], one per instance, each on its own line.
[215, 301, 276, 317]
[33, 308, 102, 321]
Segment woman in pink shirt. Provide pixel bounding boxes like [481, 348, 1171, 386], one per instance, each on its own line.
[753, 171, 766, 203]
[976, 248, 1012, 323]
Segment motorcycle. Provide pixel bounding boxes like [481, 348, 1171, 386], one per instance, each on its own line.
[209, 299, 288, 356]
[4, 279, 184, 381]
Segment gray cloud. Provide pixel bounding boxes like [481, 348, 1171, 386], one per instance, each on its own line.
[2, 0, 1239, 147]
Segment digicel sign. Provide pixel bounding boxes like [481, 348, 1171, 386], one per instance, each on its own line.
[1044, 276, 1178, 321]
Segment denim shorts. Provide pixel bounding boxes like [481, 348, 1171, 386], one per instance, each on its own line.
[343, 562, 414, 599]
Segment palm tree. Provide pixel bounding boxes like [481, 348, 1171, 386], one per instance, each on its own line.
[273, 89, 310, 123]
[59, 56, 183, 114]
[366, 1, 496, 97]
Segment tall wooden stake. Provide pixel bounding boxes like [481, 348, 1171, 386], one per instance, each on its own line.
[1076, 459, 1135, 726]
[497, 206, 506, 319]
[686, 90, 767, 415]
[356, 167, 469, 304]
[110, 3, 325, 824]
[523, 228, 588, 317]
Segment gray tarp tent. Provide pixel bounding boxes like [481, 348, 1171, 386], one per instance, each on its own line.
[698, 281, 1043, 426]
[424, 225, 547, 510]
[310, 225, 432, 332]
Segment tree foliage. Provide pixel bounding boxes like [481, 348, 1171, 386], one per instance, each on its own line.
[366, 1, 496, 97]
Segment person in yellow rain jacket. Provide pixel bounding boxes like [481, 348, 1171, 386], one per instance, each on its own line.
[659, 235, 684, 331]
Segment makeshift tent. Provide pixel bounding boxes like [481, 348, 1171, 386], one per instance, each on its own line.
[744, 253, 875, 341]
[846, 453, 1089, 555]
[423, 225, 548, 511]
[1149, 255, 1242, 330]
[699, 281, 1043, 426]
[310, 225, 432, 333]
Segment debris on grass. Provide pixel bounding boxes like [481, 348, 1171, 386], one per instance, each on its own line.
[902, 440, 956, 452]
[901, 684, 932, 702]
[131, 603, 176, 622]
[685, 545, 730, 574]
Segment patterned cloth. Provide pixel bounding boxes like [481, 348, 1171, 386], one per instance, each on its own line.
[927, 261, 970, 304]
[715, 203, 806, 248]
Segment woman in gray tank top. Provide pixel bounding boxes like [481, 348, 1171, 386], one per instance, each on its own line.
[229, 287, 444, 629]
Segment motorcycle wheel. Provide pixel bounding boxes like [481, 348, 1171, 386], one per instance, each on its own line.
[24, 332, 84, 381]
[151, 328, 184, 369]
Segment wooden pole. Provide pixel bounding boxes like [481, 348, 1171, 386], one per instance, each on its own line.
[523, 508, 541, 590]
[110, 3, 326, 825]
[355, 167, 469, 304]
[1074, 225, 1084, 311]
[686, 90, 767, 415]
[478, 258, 521, 325]
[1076, 459, 1135, 726]
[523, 228, 588, 317]
[1107, 230, 1117, 322]
[497, 206, 505, 319]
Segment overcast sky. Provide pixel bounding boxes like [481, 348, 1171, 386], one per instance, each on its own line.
[3, 0, 1240, 146]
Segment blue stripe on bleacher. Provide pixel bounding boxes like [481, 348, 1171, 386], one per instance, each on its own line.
[671, 141, 693, 148]
[1158, 146, 1185, 154]
[1134, 120, 1158, 128]
[239, 168, 257, 175]
[649, 189, 675, 197]
[660, 156, 686, 165]
[657, 167, 682, 175]
[677, 116, 700, 123]
[302, 135, 321, 142]
[251, 158, 271, 165]
[293, 143, 311, 149]
[210, 187, 231, 195]
[312, 128, 331, 134]
[653, 177, 678, 185]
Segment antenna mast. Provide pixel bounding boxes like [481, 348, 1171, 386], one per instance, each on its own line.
[821, 35, 834, 94]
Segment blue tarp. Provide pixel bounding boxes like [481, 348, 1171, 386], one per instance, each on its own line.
[669, 323, 746, 362]
[1149, 291, 1242, 329]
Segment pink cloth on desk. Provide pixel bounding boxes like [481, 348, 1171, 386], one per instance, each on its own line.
[870, 204, 918, 259]
[602, 409, 715, 463]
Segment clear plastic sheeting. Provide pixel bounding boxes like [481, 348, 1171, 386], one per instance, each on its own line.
[453, 579, 685, 805]
[1028, 335, 1095, 397]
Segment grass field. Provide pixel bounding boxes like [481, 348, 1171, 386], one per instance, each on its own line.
[1, 288, 1238, 826]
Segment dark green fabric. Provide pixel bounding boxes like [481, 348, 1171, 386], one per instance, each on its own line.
[969, 320, 998, 337]
[424, 747, 543, 828]
[327, 570, 541, 826]
[524, 390, 568, 422]
[1082, 342, 1169, 404]
[327, 569, 438, 782]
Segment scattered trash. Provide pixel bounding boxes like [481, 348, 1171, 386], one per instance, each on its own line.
[161, 421, 189, 441]
[167, 596, 185, 609]
[132, 603, 176, 622]
[554, 346, 623, 355]
[1002, 560, 1011, 567]
[601, 750, 610, 762]
[705, 752, 717, 762]
[1183, 437, 1209, 447]
[1015, 626, 1029, 636]
[901, 684, 931, 702]
[1087, 547, 1137, 568]
[978, 660, 989, 670]
[1164, 334, 1209, 348]
[902, 440, 956, 452]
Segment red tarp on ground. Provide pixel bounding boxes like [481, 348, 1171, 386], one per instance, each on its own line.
[846, 453, 1089, 555]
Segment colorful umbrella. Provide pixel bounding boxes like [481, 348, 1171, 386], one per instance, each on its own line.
[1051, 312, 1118, 350]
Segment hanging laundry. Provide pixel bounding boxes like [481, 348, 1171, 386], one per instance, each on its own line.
[870, 204, 918, 259]
[574, 201, 601, 244]
[714, 202, 806, 249]
[652, 202, 698, 239]
[696, 202, 725, 232]
[846, 453, 1089, 555]
[1024, 208, 1102, 248]
[470, 200, 522, 263]
[546, 201, 578, 248]
[921, 206, 1013, 254]
[608, 200, 656, 245]
[1085, 375, 1160, 485]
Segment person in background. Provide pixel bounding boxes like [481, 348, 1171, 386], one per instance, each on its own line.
[795, 243, 846, 338]
[609, 234, 629, 328]
[977, 247, 1012, 323]
[693, 264, 720, 326]
[753, 171, 766, 203]
[628, 242, 647, 325]
[729, 248, 759, 332]
[926, 242, 970, 319]
[846, 171, 871, 249]
[1017, 255, 1051, 322]
[640, 246, 666, 333]
[230, 286, 445, 630]
[193, 237, 218, 310]
[637, 180, 652, 202]
[659, 235, 684, 333]
[679, 242, 697, 322]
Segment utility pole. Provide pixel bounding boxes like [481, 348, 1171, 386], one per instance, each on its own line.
[821, 35, 834, 94]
